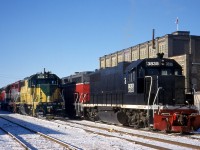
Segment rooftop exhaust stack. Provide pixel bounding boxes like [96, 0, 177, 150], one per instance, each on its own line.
[152, 29, 155, 49]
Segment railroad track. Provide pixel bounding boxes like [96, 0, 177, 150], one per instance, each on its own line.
[2, 113, 200, 149]
[0, 116, 76, 150]
[54, 119, 200, 150]
[0, 126, 28, 150]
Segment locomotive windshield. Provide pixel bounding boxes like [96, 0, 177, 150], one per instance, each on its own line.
[146, 68, 182, 76]
[37, 79, 58, 85]
[161, 69, 172, 75]
[147, 69, 159, 75]
[175, 69, 182, 75]
[30, 79, 59, 87]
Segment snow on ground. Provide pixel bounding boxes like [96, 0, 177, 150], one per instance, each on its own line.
[67, 119, 200, 146]
[0, 128, 24, 150]
[0, 110, 200, 150]
[0, 111, 152, 150]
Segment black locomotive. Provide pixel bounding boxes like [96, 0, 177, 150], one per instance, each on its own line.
[63, 54, 200, 132]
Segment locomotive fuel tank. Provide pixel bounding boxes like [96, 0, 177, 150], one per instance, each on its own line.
[98, 109, 128, 125]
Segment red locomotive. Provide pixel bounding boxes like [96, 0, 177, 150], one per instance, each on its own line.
[0, 81, 20, 112]
[0, 88, 6, 108]
[9, 81, 21, 112]
[62, 72, 91, 117]
[0, 85, 10, 110]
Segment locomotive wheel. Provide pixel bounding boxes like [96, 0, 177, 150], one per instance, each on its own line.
[36, 109, 45, 118]
[85, 108, 99, 122]
[127, 110, 148, 128]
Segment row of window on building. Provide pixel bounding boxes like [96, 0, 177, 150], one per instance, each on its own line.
[100, 41, 168, 68]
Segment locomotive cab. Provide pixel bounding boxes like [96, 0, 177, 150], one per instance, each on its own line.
[125, 57, 185, 106]
[124, 57, 200, 132]
[124, 57, 187, 127]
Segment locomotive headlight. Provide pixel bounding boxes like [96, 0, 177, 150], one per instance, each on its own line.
[47, 96, 51, 101]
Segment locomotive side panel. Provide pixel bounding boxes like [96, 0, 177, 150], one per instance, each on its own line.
[63, 82, 90, 117]
[158, 76, 185, 105]
[62, 83, 76, 117]
[90, 62, 130, 106]
[62, 72, 91, 117]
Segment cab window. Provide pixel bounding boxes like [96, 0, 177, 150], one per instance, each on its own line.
[128, 71, 135, 82]
[175, 69, 182, 75]
[161, 69, 172, 75]
[147, 69, 159, 75]
[138, 67, 145, 77]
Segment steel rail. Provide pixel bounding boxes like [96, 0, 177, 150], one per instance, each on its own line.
[0, 126, 29, 150]
[60, 119, 200, 150]
[0, 116, 77, 150]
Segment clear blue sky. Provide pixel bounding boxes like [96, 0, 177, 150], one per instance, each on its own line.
[0, 0, 200, 87]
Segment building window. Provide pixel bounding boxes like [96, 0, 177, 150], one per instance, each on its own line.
[125, 52, 130, 61]
[111, 56, 117, 67]
[101, 60, 105, 68]
[118, 54, 123, 63]
[106, 58, 111, 67]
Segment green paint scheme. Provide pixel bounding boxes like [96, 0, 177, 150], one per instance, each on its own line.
[39, 84, 57, 96]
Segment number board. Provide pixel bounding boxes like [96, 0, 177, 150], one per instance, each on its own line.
[146, 61, 160, 67]
[37, 74, 45, 79]
[146, 61, 173, 67]
[128, 83, 134, 93]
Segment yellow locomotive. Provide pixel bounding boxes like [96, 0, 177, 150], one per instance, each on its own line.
[15, 69, 64, 117]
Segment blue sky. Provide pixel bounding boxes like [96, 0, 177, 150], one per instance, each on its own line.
[0, 0, 200, 87]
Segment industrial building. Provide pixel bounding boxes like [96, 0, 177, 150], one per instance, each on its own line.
[99, 31, 200, 91]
